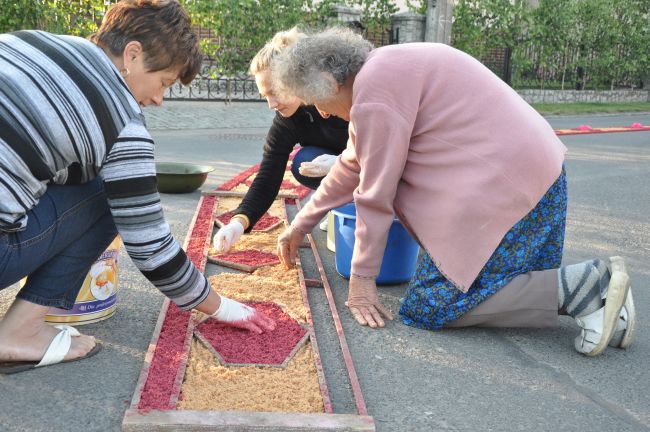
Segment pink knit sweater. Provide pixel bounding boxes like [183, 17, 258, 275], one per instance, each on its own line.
[292, 43, 566, 292]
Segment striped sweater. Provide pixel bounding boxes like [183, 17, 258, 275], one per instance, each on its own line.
[0, 30, 209, 310]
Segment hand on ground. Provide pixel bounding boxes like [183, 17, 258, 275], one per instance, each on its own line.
[276, 225, 305, 269]
[345, 275, 393, 328]
[211, 296, 276, 334]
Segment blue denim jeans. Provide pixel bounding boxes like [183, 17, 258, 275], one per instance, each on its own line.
[0, 177, 118, 309]
[291, 146, 340, 190]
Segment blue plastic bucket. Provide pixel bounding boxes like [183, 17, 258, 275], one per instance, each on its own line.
[332, 203, 420, 285]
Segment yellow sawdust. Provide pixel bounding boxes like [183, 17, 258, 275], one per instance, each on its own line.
[215, 197, 242, 214]
[231, 184, 249, 194]
[233, 228, 283, 253]
[181, 173, 322, 414]
[179, 340, 323, 413]
[208, 270, 306, 322]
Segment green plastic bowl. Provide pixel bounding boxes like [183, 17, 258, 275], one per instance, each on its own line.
[155, 162, 214, 194]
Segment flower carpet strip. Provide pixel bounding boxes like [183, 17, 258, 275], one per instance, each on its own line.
[217, 150, 312, 203]
[122, 164, 374, 430]
[554, 123, 650, 136]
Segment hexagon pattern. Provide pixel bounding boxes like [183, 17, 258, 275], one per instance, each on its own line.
[195, 302, 308, 367]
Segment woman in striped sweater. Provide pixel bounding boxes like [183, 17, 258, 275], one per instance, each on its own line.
[0, 0, 274, 374]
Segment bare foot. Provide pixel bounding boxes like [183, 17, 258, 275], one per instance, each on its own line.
[0, 299, 96, 363]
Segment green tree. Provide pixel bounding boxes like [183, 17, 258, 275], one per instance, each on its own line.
[350, 0, 398, 33]
[452, 0, 530, 60]
[0, 0, 111, 37]
[184, 0, 311, 77]
[0, 0, 49, 33]
[41, 0, 110, 36]
[404, 0, 427, 15]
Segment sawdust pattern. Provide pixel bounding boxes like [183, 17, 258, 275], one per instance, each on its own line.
[178, 340, 323, 413]
[231, 184, 250, 194]
[215, 196, 282, 216]
[180, 187, 323, 413]
[207, 270, 306, 321]
[209, 250, 279, 267]
[252, 264, 301, 286]
[231, 228, 282, 254]
[215, 199, 285, 226]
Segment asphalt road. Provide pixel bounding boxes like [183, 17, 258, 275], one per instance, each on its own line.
[0, 106, 648, 432]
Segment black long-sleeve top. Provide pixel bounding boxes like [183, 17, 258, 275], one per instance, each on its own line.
[234, 105, 349, 231]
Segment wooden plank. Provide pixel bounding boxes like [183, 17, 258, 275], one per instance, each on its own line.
[296, 201, 368, 416]
[168, 316, 198, 408]
[206, 255, 277, 273]
[122, 410, 375, 431]
[304, 278, 324, 288]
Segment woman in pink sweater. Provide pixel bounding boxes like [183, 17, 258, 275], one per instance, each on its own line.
[272, 28, 635, 356]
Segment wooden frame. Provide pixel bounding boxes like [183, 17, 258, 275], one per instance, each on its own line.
[122, 193, 375, 431]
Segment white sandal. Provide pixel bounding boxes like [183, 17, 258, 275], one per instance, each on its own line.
[0, 325, 101, 374]
[574, 256, 632, 356]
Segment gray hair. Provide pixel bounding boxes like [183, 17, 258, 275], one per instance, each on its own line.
[271, 27, 373, 104]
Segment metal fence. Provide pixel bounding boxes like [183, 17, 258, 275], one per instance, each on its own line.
[166, 29, 394, 102]
[164, 60, 263, 102]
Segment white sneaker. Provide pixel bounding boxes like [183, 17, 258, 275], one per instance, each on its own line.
[615, 287, 636, 349]
[574, 256, 632, 356]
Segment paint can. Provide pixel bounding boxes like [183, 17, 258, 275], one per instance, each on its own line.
[20, 237, 122, 325]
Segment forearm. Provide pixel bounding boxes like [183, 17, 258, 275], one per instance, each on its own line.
[235, 153, 289, 230]
[194, 289, 221, 315]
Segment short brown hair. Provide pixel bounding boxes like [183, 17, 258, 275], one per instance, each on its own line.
[90, 0, 202, 85]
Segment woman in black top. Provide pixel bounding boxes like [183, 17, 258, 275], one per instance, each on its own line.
[213, 29, 349, 252]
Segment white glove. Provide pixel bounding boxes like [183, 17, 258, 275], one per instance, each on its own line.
[298, 154, 337, 178]
[211, 295, 276, 334]
[212, 218, 245, 253]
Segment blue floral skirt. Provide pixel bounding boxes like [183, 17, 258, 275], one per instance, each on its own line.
[400, 168, 567, 330]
